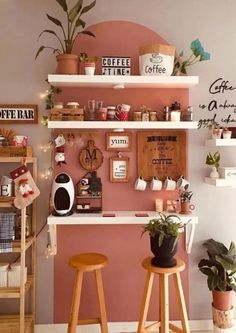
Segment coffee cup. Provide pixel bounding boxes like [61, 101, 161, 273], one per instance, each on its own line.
[134, 176, 147, 191]
[116, 110, 129, 121]
[117, 104, 131, 112]
[150, 177, 162, 191]
[176, 175, 190, 189]
[163, 177, 176, 191]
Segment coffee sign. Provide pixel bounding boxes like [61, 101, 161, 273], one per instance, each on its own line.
[102, 56, 131, 75]
[0, 104, 38, 124]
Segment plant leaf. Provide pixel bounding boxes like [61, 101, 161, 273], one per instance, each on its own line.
[81, 0, 96, 15]
[46, 14, 63, 28]
[56, 0, 68, 11]
[199, 267, 214, 276]
[69, 0, 83, 22]
[38, 29, 59, 39]
[75, 17, 86, 28]
[35, 46, 46, 59]
[203, 239, 228, 256]
[229, 242, 236, 256]
[81, 30, 96, 37]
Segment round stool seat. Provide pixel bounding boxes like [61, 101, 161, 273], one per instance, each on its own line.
[142, 257, 185, 274]
[69, 252, 108, 272]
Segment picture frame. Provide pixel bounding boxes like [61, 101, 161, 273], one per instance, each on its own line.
[0, 104, 38, 124]
[106, 131, 132, 151]
[110, 156, 129, 182]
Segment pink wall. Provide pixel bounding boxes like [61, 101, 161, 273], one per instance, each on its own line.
[53, 21, 189, 323]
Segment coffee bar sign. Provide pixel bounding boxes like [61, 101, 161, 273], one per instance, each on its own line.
[0, 104, 38, 124]
[102, 56, 131, 75]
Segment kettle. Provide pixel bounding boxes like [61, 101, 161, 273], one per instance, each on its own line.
[51, 173, 74, 216]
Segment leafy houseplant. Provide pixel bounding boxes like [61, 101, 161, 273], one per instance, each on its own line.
[206, 151, 221, 178]
[198, 239, 236, 311]
[35, 0, 97, 74]
[142, 213, 184, 268]
[173, 38, 210, 75]
[179, 184, 194, 214]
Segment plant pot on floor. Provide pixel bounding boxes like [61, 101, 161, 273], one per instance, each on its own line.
[150, 235, 177, 268]
[56, 54, 79, 75]
[212, 289, 233, 311]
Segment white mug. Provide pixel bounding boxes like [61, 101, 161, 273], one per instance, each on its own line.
[150, 177, 162, 191]
[176, 175, 190, 189]
[117, 104, 131, 112]
[135, 176, 147, 191]
[163, 177, 176, 191]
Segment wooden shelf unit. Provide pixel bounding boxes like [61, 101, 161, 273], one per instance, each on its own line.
[0, 157, 37, 333]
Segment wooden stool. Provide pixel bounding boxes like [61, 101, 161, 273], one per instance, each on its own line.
[137, 257, 190, 333]
[67, 252, 108, 333]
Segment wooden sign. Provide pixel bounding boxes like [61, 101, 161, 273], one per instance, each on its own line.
[110, 156, 129, 182]
[137, 130, 186, 181]
[106, 131, 131, 151]
[102, 56, 131, 75]
[79, 140, 103, 171]
[0, 104, 38, 124]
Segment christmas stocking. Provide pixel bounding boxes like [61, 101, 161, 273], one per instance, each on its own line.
[10, 164, 40, 209]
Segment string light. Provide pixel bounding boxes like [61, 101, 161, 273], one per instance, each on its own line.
[40, 167, 53, 180]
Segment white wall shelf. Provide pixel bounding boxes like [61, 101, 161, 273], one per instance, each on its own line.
[47, 120, 198, 129]
[205, 177, 236, 187]
[205, 139, 236, 147]
[48, 74, 199, 89]
[47, 211, 198, 255]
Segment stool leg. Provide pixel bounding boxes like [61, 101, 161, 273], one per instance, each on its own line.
[160, 274, 169, 333]
[68, 270, 83, 333]
[95, 269, 108, 333]
[137, 271, 154, 333]
[159, 275, 163, 333]
[173, 272, 190, 333]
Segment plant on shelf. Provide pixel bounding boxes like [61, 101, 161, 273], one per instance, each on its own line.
[206, 120, 223, 139]
[222, 127, 232, 139]
[142, 213, 184, 268]
[198, 238, 236, 311]
[35, 0, 97, 74]
[79, 52, 100, 75]
[173, 38, 210, 76]
[178, 184, 194, 214]
[206, 151, 221, 178]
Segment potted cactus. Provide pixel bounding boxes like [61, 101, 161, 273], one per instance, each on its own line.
[79, 53, 100, 75]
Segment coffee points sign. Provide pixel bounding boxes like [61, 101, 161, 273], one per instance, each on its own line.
[0, 104, 38, 124]
[102, 56, 131, 75]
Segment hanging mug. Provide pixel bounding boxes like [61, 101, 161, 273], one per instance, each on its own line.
[134, 176, 147, 191]
[176, 175, 190, 189]
[163, 177, 176, 191]
[150, 177, 162, 191]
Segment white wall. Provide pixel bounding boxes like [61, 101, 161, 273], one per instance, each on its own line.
[0, 0, 236, 323]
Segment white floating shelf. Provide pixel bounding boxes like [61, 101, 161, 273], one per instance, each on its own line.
[205, 177, 236, 187]
[205, 138, 236, 147]
[47, 120, 198, 129]
[48, 74, 199, 89]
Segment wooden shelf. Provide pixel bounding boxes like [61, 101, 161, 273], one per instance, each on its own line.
[48, 120, 198, 129]
[205, 138, 236, 147]
[0, 275, 33, 298]
[12, 236, 35, 252]
[48, 74, 199, 89]
[0, 157, 36, 163]
[0, 314, 33, 333]
[0, 196, 14, 208]
[205, 177, 236, 187]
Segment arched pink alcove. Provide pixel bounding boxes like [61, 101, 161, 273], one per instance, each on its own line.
[54, 21, 189, 323]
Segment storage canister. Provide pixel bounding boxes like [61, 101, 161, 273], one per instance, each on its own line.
[8, 262, 27, 287]
[0, 263, 9, 287]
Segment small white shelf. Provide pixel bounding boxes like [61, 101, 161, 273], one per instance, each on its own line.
[205, 177, 236, 187]
[47, 120, 198, 129]
[48, 74, 199, 89]
[205, 139, 236, 147]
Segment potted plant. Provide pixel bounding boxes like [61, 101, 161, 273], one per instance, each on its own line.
[206, 120, 223, 139]
[142, 213, 184, 268]
[206, 151, 221, 178]
[222, 127, 232, 139]
[35, 0, 97, 74]
[198, 238, 236, 311]
[179, 184, 194, 214]
[79, 52, 100, 75]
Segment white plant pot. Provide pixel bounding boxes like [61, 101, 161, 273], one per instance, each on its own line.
[223, 131, 232, 139]
[211, 128, 223, 139]
[84, 63, 96, 76]
[210, 166, 219, 178]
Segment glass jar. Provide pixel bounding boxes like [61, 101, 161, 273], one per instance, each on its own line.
[15, 214, 31, 239]
[66, 102, 79, 109]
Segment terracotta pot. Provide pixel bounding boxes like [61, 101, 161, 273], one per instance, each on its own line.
[180, 202, 195, 214]
[212, 289, 233, 311]
[56, 54, 79, 74]
[150, 235, 177, 268]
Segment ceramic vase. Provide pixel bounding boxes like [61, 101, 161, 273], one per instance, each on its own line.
[210, 166, 219, 178]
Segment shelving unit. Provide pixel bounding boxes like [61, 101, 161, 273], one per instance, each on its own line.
[205, 138, 236, 147]
[0, 157, 37, 333]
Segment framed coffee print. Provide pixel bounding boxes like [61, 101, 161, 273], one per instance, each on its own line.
[0, 104, 38, 124]
[106, 131, 131, 151]
[110, 156, 129, 182]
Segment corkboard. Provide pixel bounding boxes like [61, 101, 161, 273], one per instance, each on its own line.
[137, 130, 186, 181]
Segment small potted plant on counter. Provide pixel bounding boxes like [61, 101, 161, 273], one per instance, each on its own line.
[198, 238, 236, 311]
[142, 213, 184, 268]
[79, 52, 100, 75]
[206, 151, 221, 178]
[179, 184, 194, 214]
[35, 0, 97, 74]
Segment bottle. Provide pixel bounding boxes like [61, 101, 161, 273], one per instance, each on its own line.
[164, 106, 170, 121]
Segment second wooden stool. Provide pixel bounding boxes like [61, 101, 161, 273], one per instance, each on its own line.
[137, 257, 190, 333]
[67, 252, 108, 333]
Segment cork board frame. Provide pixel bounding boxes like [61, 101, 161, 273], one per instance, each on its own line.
[110, 156, 129, 182]
[137, 130, 186, 181]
